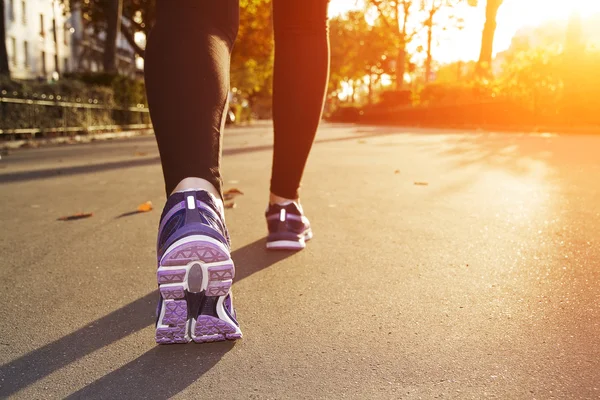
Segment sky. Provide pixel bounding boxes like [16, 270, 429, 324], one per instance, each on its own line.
[328, 0, 600, 63]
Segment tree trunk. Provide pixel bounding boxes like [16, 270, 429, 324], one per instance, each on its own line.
[367, 71, 373, 105]
[396, 1, 412, 89]
[425, 24, 433, 83]
[396, 47, 406, 89]
[103, 0, 123, 73]
[0, 0, 10, 77]
[477, 0, 503, 74]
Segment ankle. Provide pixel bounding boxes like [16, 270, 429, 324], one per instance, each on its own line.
[172, 178, 221, 201]
[269, 192, 298, 206]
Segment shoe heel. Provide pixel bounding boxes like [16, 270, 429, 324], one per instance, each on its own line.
[192, 294, 242, 343]
[156, 235, 241, 344]
[155, 297, 190, 344]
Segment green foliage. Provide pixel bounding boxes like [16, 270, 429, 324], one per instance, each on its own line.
[230, 0, 274, 103]
[417, 81, 492, 106]
[63, 72, 147, 106]
[0, 76, 149, 134]
[496, 45, 563, 117]
[329, 10, 394, 97]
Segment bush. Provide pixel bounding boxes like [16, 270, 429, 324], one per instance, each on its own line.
[63, 72, 147, 107]
[417, 82, 493, 106]
[0, 75, 149, 135]
[379, 90, 412, 107]
[326, 106, 362, 123]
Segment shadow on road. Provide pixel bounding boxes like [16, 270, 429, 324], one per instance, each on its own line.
[0, 128, 403, 184]
[0, 157, 162, 184]
[65, 342, 235, 400]
[0, 238, 294, 398]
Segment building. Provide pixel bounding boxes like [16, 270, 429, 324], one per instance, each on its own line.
[3, 0, 143, 81]
[4, 0, 72, 80]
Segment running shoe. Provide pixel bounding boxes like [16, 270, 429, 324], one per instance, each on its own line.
[265, 201, 313, 250]
[155, 189, 242, 344]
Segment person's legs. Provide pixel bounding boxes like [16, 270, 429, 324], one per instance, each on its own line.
[145, 0, 242, 344]
[265, 0, 329, 250]
[270, 0, 330, 202]
[145, 0, 239, 200]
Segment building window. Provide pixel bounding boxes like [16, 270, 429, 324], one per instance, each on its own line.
[39, 13, 45, 37]
[8, 0, 15, 21]
[64, 57, 69, 73]
[52, 18, 57, 43]
[41, 51, 46, 75]
[21, 0, 26, 25]
[63, 23, 68, 45]
[54, 54, 59, 73]
[10, 37, 17, 65]
[23, 41, 29, 68]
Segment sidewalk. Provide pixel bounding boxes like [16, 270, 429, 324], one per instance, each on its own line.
[1, 123, 599, 399]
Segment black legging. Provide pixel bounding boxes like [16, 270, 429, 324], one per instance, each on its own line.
[145, 0, 330, 199]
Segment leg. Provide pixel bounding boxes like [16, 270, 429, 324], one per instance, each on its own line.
[145, 0, 242, 344]
[270, 0, 330, 201]
[145, 0, 239, 199]
[265, 0, 329, 250]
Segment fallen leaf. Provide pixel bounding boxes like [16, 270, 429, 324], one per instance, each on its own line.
[358, 139, 367, 144]
[414, 182, 429, 186]
[137, 201, 153, 212]
[394, 170, 400, 174]
[223, 188, 244, 201]
[58, 212, 93, 221]
[20, 141, 39, 149]
[134, 151, 148, 157]
[224, 188, 243, 195]
[224, 201, 236, 209]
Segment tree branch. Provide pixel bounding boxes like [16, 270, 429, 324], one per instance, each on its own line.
[368, 0, 394, 32]
[120, 22, 145, 58]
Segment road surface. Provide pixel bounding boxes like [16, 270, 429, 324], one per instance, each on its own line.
[1, 123, 599, 399]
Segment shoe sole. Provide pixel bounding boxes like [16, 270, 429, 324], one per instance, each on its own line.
[266, 230, 313, 251]
[155, 235, 242, 344]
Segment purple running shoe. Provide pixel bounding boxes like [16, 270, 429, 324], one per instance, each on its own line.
[265, 202, 313, 250]
[155, 190, 242, 344]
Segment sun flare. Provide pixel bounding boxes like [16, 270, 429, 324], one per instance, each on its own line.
[329, 0, 600, 63]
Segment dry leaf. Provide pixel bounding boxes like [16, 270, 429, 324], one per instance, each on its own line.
[223, 188, 244, 201]
[414, 182, 429, 186]
[137, 201, 153, 212]
[394, 170, 400, 174]
[224, 188, 244, 195]
[358, 139, 367, 144]
[134, 151, 148, 157]
[58, 212, 93, 221]
[224, 201, 236, 209]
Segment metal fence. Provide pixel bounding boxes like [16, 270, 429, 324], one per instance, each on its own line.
[0, 91, 151, 137]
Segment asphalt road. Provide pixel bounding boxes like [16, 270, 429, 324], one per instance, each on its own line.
[1, 123, 599, 399]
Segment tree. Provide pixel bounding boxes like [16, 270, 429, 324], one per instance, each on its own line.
[72, 0, 147, 67]
[477, 0, 503, 75]
[0, 0, 10, 77]
[329, 10, 391, 103]
[102, 0, 123, 72]
[368, 0, 419, 89]
[120, 0, 156, 58]
[420, 0, 476, 82]
[230, 0, 274, 110]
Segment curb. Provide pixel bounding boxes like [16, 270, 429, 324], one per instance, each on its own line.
[0, 129, 155, 151]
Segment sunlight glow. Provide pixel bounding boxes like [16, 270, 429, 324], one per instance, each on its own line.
[328, 0, 600, 63]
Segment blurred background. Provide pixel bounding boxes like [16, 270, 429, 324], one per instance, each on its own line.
[1, 0, 599, 136]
